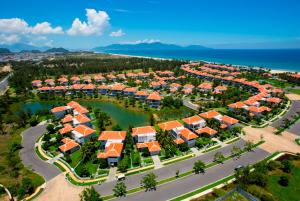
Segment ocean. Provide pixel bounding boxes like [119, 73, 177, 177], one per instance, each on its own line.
[103, 49, 300, 72]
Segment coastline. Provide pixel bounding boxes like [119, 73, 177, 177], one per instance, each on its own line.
[95, 51, 298, 74]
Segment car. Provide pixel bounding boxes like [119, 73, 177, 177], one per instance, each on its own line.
[234, 165, 244, 171]
[116, 173, 125, 181]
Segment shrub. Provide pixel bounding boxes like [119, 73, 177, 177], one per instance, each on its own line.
[281, 160, 293, 173]
[278, 175, 289, 186]
[267, 160, 282, 171]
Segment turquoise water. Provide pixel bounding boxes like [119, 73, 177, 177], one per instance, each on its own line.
[20, 101, 150, 129]
[104, 49, 300, 72]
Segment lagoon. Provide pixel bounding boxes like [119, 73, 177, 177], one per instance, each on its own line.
[20, 101, 150, 129]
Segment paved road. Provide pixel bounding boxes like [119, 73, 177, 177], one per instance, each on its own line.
[272, 100, 300, 128]
[94, 139, 246, 196]
[112, 148, 269, 201]
[288, 120, 300, 135]
[0, 74, 10, 93]
[20, 124, 60, 181]
[183, 99, 199, 111]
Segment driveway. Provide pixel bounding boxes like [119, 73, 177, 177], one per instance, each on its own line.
[94, 139, 246, 196]
[20, 124, 60, 181]
[111, 148, 269, 201]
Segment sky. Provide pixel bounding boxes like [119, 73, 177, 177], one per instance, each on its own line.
[0, 0, 300, 49]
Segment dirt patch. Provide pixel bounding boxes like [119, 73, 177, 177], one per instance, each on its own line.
[286, 93, 300, 101]
[0, 65, 12, 73]
[242, 126, 300, 154]
[36, 173, 84, 201]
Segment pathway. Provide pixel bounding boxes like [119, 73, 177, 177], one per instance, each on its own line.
[47, 153, 63, 164]
[151, 155, 164, 169]
[190, 147, 202, 156]
[106, 167, 117, 182]
[183, 98, 199, 111]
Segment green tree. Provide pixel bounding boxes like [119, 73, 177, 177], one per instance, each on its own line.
[80, 187, 103, 201]
[193, 160, 205, 174]
[281, 160, 293, 173]
[214, 152, 225, 163]
[117, 158, 129, 172]
[140, 173, 157, 191]
[81, 142, 97, 161]
[113, 182, 127, 197]
[46, 123, 55, 134]
[231, 146, 242, 158]
[245, 140, 254, 152]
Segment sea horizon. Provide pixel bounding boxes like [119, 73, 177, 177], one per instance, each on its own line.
[100, 49, 300, 72]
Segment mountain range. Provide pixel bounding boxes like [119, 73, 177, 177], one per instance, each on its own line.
[0, 42, 211, 53]
[93, 42, 210, 52]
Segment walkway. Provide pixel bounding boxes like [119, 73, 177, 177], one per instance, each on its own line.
[47, 153, 63, 164]
[183, 98, 199, 111]
[190, 147, 202, 156]
[106, 167, 117, 182]
[20, 124, 60, 181]
[151, 155, 163, 169]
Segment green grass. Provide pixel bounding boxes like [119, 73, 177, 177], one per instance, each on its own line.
[35, 147, 48, 161]
[170, 175, 235, 201]
[69, 150, 82, 167]
[288, 89, 300, 95]
[163, 154, 194, 166]
[267, 163, 300, 201]
[203, 145, 222, 153]
[53, 162, 66, 172]
[295, 139, 300, 146]
[225, 137, 240, 144]
[26, 188, 44, 201]
[125, 166, 154, 176]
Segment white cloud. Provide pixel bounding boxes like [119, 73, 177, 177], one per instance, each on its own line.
[122, 38, 160, 44]
[31, 22, 63, 34]
[67, 9, 110, 36]
[110, 29, 125, 37]
[0, 18, 63, 35]
[0, 34, 20, 44]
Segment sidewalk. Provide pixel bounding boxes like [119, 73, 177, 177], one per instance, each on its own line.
[106, 167, 117, 182]
[152, 155, 164, 169]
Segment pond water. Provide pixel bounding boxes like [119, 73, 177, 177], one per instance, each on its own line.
[20, 101, 150, 129]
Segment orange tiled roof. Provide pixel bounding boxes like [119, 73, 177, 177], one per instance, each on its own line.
[67, 101, 81, 108]
[267, 97, 282, 103]
[51, 106, 68, 113]
[123, 87, 137, 93]
[74, 113, 91, 124]
[82, 84, 95, 90]
[74, 105, 89, 114]
[98, 131, 126, 141]
[73, 125, 95, 136]
[132, 126, 156, 136]
[135, 90, 149, 96]
[61, 114, 73, 123]
[59, 138, 79, 152]
[199, 110, 221, 119]
[222, 115, 239, 125]
[158, 120, 183, 131]
[147, 92, 162, 101]
[59, 124, 73, 135]
[97, 143, 123, 158]
[182, 115, 204, 125]
[198, 83, 212, 90]
[174, 138, 185, 144]
[195, 127, 218, 135]
[180, 128, 198, 140]
[228, 102, 246, 109]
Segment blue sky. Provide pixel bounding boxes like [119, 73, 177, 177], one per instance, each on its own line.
[0, 0, 299, 49]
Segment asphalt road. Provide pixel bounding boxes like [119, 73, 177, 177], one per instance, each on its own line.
[272, 100, 300, 128]
[0, 74, 9, 92]
[112, 148, 269, 201]
[94, 139, 247, 196]
[20, 124, 60, 181]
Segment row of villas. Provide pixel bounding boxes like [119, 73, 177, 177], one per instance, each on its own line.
[182, 64, 284, 116]
[31, 70, 177, 88]
[51, 101, 239, 166]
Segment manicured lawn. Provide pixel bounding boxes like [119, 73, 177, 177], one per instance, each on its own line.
[70, 150, 82, 167]
[223, 192, 248, 201]
[267, 164, 300, 201]
[288, 89, 300, 95]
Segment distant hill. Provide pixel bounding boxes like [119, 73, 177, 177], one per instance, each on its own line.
[20, 50, 42, 53]
[45, 47, 69, 53]
[0, 48, 11, 54]
[93, 42, 210, 52]
[0, 43, 50, 52]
